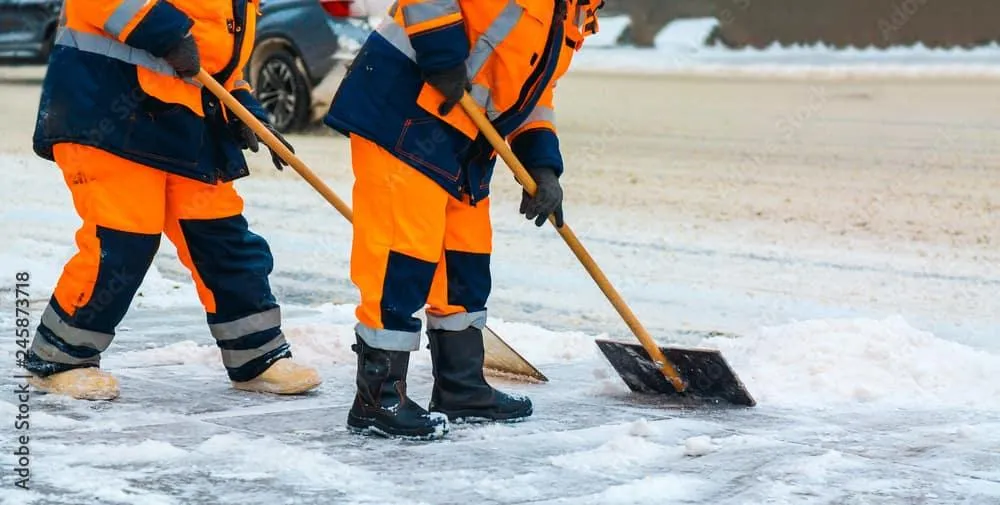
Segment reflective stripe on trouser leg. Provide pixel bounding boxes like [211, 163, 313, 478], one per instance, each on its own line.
[349, 135, 449, 351]
[426, 310, 487, 331]
[28, 301, 116, 374]
[427, 195, 493, 332]
[208, 307, 291, 382]
[163, 174, 288, 381]
[28, 144, 165, 377]
[355, 323, 422, 352]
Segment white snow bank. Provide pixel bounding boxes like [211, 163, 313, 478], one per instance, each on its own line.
[116, 302, 602, 369]
[682, 435, 719, 457]
[485, 319, 603, 364]
[117, 307, 1000, 413]
[115, 339, 221, 368]
[577, 16, 1000, 77]
[700, 316, 1000, 409]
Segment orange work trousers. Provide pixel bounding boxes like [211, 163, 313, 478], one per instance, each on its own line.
[28, 144, 289, 382]
[351, 135, 492, 351]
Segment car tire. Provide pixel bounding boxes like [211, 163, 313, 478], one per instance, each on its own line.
[253, 50, 311, 133]
[38, 23, 57, 62]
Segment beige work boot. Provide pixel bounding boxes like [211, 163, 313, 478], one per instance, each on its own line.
[28, 367, 120, 400]
[231, 358, 322, 395]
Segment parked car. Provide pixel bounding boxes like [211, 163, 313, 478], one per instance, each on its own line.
[0, 0, 383, 132]
[0, 0, 60, 63]
[251, 0, 385, 132]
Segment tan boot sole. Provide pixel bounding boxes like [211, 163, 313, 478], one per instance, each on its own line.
[231, 374, 322, 395]
[28, 376, 120, 401]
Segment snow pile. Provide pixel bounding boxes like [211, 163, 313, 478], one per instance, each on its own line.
[486, 319, 602, 365]
[114, 303, 362, 369]
[550, 431, 671, 472]
[550, 419, 719, 473]
[576, 16, 1000, 76]
[682, 435, 719, 457]
[115, 302, 601, 369]
[700, 316, 1000, 409]
[114, 340, 221, 368]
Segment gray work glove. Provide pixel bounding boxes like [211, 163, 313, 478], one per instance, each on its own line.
[423, 64, 471, 116]
[163, 34, 200, 78]
[232, 119, 294, 171]
[519, 167, 564, 228]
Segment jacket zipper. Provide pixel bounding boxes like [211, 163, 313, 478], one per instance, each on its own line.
[493, 3, 563, 129]
[468, 2, 564, 204]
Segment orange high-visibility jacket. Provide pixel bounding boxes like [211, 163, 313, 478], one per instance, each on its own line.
[33, 0, 269, 182]
[325, 0, 602, 203]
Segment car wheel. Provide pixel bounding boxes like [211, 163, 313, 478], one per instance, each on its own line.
[254, 50, 311, 133]
[39, 23, 57, 62]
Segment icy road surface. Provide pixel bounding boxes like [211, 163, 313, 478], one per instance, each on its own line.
[1, 67, 999, 503]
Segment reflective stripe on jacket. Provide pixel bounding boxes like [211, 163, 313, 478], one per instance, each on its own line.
[324, 0, 601, 203]
[32, 0, 268, 183]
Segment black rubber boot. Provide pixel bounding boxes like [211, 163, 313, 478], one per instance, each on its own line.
[427, 327, 533, 423]
[346, 335, 448, 440]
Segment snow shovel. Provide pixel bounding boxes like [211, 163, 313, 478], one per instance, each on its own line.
[457, 94, 755, 407]
[196, 70, 548, 383]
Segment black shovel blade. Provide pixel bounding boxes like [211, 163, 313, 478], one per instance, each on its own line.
[595, 339, 755, 407]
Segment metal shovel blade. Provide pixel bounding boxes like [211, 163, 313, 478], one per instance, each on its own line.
[483, 326, 549, 383]
[595, 339, 755, 407]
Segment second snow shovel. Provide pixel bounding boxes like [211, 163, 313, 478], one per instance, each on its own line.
[196, 70, 547, 383]
[457, 94, 755, 407]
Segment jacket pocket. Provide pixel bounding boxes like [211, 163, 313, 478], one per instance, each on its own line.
[122, 97, 204, 167]
[395, 117, 467, 183]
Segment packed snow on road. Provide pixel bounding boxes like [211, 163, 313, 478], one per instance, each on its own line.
[1, 37, 999, 504]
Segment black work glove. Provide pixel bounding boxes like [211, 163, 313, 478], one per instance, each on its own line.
[232, 119, 294, 171]
[163, 34, 200, 78]
[423, 64, 471, 116]
[519, 167, 564, 228]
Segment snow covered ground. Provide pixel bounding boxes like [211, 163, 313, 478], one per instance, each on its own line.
[1, 43, 999, 503]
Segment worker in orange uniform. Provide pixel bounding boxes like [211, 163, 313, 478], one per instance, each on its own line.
[325, 0, 603, 439]
[24, 0, 322, 400]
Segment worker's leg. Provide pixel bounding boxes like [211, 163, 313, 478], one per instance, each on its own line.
[163, 174, 320, 393]
[426, 196, 533, 422]
[26, 144, 166, 400]
[347, 134, 449, 439]
[425, 195, 492, 330]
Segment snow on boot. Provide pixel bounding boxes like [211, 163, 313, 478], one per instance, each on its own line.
[427, 327, 533, 423]
[232, 358, 322, 395]
[28, 367, 120, 401]
[347, 336, 448, 440]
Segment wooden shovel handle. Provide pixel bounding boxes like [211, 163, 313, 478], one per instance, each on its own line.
[458, 94, 688, 393]
[196, 70, 355, 222]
